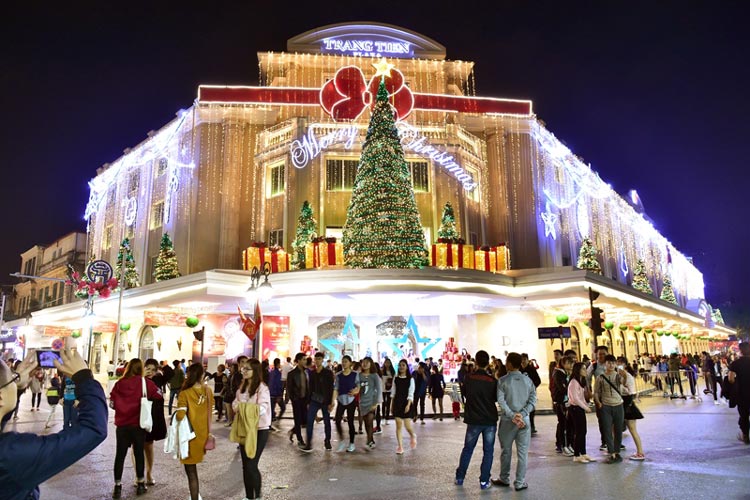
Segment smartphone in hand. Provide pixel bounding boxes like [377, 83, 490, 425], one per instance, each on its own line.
[36, 349, 63, 369]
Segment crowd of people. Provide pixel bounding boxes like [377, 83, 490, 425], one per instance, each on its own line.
[0, 340, 748, 500]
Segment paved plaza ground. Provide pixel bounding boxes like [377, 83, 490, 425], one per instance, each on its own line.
[6, 392, 749, 500]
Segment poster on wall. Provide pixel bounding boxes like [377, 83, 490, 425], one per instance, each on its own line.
[189, 314, 242, 364]
[261, 316, 290, 362]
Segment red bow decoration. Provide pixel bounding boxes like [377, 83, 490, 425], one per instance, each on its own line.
[238, 303, 262, 342]
[320, 66, 414, 122]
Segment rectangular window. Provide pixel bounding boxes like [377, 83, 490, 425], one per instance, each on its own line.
[156, 158, 168, 177]
[269, 229, 284, 247]
[150, 201, 164, 230]
[103, 225, 113, 249]
[268, 162, 285, 197]
[128, 172, 140, 196]
[469, 232, 478, 247]
[106, 189, 116, 210]
[408, 161, 429, 192]
[326, 159, 358, 191]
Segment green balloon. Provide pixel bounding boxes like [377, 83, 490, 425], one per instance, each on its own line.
[556, 314, 569, 325]
[604, 321, 614, 330]
[71, 330, 82, 339]
[120, 323, 131, 332]
[619, 324, 628, 331]
[657, 331, 664, 336]
[633, 325, 642, 332]
[644, 328, 653, 333]
[185, 316, 200, 328]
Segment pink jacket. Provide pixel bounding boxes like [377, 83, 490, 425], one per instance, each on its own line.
[233, 382, 272, 430]
[567, 378, 589, 411]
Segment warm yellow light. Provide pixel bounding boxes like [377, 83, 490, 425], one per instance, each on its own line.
[372, 58, 395, 78]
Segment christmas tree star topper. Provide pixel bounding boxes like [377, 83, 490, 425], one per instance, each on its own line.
[372, 57, 395, 78]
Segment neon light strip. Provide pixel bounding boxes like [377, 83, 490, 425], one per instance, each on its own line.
[197, 85, 533, 115]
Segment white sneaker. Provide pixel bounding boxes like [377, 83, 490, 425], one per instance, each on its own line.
[346, 443, 356, 453]
[563, 447, 574, 457]
[337, 442, 347, 452]
[714, 401, 720, 405]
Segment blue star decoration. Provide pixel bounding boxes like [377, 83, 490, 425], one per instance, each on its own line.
[319, 315, 360, 361]
[406, 315, 441, 359]
[381, 333, 409, 359]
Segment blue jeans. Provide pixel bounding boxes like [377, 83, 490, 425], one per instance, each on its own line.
[62, 400, 78, 430]
[455, 424, 496, 483]
[306, 400, 331, 445]
[498, 416, 531, 488]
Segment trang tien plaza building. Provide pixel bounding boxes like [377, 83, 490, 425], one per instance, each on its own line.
[7, 23, 732, 390]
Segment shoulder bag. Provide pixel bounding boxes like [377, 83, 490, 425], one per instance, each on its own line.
[602, 374, 643, 420]
[140, 377, 154, 432]
[204, 388, 216, 451]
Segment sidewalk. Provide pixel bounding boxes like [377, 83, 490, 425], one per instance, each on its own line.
[5, 391, 749, 500]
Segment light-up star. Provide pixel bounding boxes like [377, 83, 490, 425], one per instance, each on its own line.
[406, 315, 441, 359]
[372, 57, 395, 78]
[541, 202, 558, 240]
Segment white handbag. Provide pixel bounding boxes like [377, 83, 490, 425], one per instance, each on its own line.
[140, 376, 153, 432]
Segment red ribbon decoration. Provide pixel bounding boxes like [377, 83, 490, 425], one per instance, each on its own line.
[319, 66, 414, 121]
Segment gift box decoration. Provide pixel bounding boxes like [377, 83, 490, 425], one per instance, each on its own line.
[474, 244, 511, 273]
[430, 243, 475, 269]
[242, 243, 289, 273]
[305, 237, 344, 268]
[242, 242, 268, 271]
[474, 247, 497, 273]
[268, 246, 289, 273]
[494, 244, 511, 271]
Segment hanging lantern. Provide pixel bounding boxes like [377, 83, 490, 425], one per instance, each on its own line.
[185, 316, 200, 328]
[555, 314, 569, 325]
[619, 324, 628, 331]
[633, 325, 642, 332]
[120, 323, 131, 332]
[644, 328, 653, 333]
[71, 330, 82, 339]
[604, 321, 614, 331]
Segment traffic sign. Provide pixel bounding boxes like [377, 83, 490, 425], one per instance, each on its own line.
[538, 326, 571, 339]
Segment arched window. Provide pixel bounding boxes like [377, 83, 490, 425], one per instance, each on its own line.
[139, 326, 154, 361]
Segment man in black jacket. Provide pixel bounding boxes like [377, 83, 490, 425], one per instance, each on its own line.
[552, 355, 573, 455]
[454, 350, 497, 490]
[301, 352, 334, 452]
[286, 352, 309, 447]
[520, 353, 541, 434]
[0, 348, 108, 500]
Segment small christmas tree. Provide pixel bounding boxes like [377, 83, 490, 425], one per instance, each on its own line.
[631, 258, 653, 294]
[154, 233, 180, 281]
[576, 237, 602, 274]
[116, 237, 140, 289]
[292, 201, 317, 269]
[660, 275, 677, 304]
[711, 308, 724, 325]
[437, 202, 460, 241]
[342, 78, 428, 268]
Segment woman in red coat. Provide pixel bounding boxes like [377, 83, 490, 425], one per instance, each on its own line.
[110, 358, 162, 498]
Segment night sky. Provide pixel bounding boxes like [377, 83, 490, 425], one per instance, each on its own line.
[2, 2, 747, 323]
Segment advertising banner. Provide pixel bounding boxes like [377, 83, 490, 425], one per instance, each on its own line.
[261, 316, 290, 361]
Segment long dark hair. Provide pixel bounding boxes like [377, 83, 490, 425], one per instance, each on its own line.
[182, 363, 204, 390]
[240, 358, 262, 397]
[570, 362, 586, 387]
[397, 359, 411, 377]
[122, 358, 143, 379]
[382, 358, 395, 377]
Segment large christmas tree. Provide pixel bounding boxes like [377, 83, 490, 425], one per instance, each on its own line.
[660, 275, 677, 304]
[576, 237, 602, 274]
[291, 201, 317, 269]
[116, 237, 141, 289]
[631, 258, 653, 294]
[437, 202, 460, 241]
[154, 233, 180, 281]
[342, 79, 428, 268]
